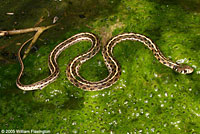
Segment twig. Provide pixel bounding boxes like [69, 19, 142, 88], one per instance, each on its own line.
[0, 27, 39, 36]
[0, 24, 56, 59]
[22, 25, 56, 59]
[34, 16, 45, 27]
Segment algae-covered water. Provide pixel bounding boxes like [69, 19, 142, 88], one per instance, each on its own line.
[0, 0, 200, 133]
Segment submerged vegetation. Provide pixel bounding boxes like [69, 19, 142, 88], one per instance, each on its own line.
[0, 0, 200, 133]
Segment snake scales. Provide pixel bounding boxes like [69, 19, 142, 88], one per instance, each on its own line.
[16, 32, 193, 91]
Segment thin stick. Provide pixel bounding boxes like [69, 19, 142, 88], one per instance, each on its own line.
[0, 27, 39, 36]
[0, 24, 56, 59]
[22, 25, 56, 59]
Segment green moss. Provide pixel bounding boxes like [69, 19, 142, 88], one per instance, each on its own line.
[0, 0, 200, 133]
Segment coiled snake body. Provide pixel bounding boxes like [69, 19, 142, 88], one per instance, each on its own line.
[16, 32, 193, 91]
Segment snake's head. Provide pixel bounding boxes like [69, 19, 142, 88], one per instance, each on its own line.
[177, 64, 194, 74]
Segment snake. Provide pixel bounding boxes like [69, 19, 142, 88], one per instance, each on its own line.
[16, 32, 193, 91]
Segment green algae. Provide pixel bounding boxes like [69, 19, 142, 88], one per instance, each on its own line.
[0, 0, 200, 133]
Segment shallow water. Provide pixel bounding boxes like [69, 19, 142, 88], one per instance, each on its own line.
[0, 0, 200, 133]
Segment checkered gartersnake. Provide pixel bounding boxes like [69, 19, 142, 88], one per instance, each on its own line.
[16, 32, 193, 91]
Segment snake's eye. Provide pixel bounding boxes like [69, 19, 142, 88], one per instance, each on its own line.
[184, 69, 187, 74]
